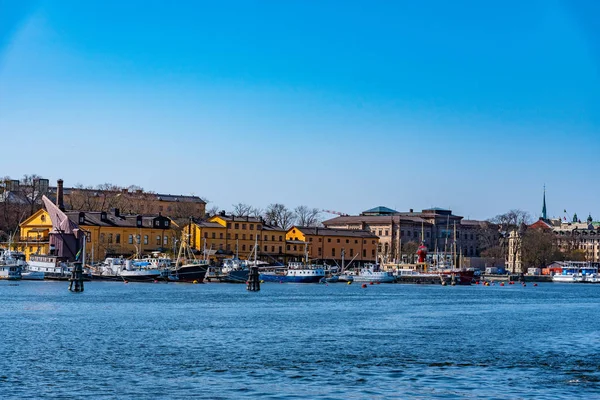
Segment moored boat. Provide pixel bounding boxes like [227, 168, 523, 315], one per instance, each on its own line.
[259, 262, 325, 283]
[552, 262, 600, 283]
[351, 263, 395, 283]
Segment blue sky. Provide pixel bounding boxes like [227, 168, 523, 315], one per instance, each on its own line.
[1, 0, 599, 220]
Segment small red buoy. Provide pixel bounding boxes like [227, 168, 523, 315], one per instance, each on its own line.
[361, 283, 367, 288]
[500, 283, 504, 286]
[153, 280, 158, 283]
[475, 281, 479, 285]
[369, 281, 374, 285]
[533, 283, 538, 287]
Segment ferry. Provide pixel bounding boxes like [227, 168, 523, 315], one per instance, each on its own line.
[552, 262, 600, 283]
[259, 262, 325, 283]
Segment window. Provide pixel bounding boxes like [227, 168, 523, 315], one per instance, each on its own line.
[242, 245, 246, 251]
[165, 221, 169, 227]
[378, 230, 382, 236]
[385, 230, 389, 236]
[219, 233, 223, 239]
[156, 235, 161, 245]
[250, 234, 253, 240]
[108, 233, 113, 243]
[235, 234, 239, 239]
[227, 233, 231, 239]
[327, 238, 331, 243]
[235, 223, 239, 229]
[350, 248, 354, 257]
[116, 234, 120, 244]
[242, 234, 246, 240]
[227, 223, 231, 228]
[264, 235, 268, 241]
[287, 245, 290, 251]
[318, 247, 322, 256]
[363, 249, 366, 257]
[258, 225, 262, 230]
[250, 225, 254, 230]
[163, 236, 168, 245]
[100, 233, 105, 243]
[309, 238, 313, 242]
[272, 235, 275, 241]
[332, 248, 336, 257]
[227, 244, 231, 251]
[318, 238, 322, 242]
[212, 232, 216, 239]
[204, 232, 208, 238]
[129, 235, 133, 244]
[346, 239, 349, 244]
[355, 240, 358, 244]
[278, 246, 282, 253]
[136, 235, 140, 244]
[264, 246, 268, 251]
[337, 239, 340, 243]
[144, 235, 148, 245]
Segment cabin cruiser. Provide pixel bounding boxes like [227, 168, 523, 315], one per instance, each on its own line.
[0, 249, 24, 280]
[553, 262, 600, 283]
[351, 263, 395, 283]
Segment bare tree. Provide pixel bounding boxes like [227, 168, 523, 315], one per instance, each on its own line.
[490, 210, 531, 230]
[294, 205, 322, 227]
[206, 205, 220, 217]
[232, 203, 253, 217]
[250, 207, 263, 218]
[264, 203, 295, 229]
[521, 227, 561, 272]
[402, 241, 419, 263]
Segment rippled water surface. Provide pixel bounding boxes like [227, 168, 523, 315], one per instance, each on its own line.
[1, 281, 599, 399]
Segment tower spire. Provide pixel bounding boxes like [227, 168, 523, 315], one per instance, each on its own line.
[542, 185, 547, 220]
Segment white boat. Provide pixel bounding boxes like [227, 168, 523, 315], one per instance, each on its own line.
[119, 259, 163, 282]
[0, 250, 25, 280]
[259, 262, 325, 283]
[351, 263, 395, 283]
[27, 255, 74, 279]
[553, 262, 600, 283]
[91, 257, 127, 280]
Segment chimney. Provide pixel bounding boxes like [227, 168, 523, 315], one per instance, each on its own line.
[409, 209, 413, 213]
[56, 179, 65, 211]
[112, 208, 120, 218]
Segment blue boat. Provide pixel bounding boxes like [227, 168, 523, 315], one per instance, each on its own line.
[259, 262, 325, 283]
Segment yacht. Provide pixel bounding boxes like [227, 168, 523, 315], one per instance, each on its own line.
[259, 261, 325, 283]
[351, 263, 395, 283]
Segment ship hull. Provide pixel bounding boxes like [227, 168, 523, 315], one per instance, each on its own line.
[259, 273, 324, 283]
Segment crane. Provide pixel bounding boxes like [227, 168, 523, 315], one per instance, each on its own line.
[321, 209, 349, 217]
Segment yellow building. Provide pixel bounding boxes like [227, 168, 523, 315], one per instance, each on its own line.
[286, 226, 379, 265]
[184, 214, 287, 262]
[18, 208, 177, 261]
[17, 208, 52, 259]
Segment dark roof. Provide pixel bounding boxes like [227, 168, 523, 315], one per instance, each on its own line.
[213, 214, 263, 223]
[47, 187, 206, 204]
[292, 226, 379, 238]
[65, 211, 171, 228]
[191, 220, 224, 229]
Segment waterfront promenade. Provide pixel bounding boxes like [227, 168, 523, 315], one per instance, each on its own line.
[1, 281, 599, 399]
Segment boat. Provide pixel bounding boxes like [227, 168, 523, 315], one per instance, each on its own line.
[21, 270, 45, 280]
[27, 254, 91, 280]
[552, 262, 600, 283]
[168, 238, 208, 283]
[259, 261, 325, 283]
[119, 259, 163, 282]
[351, 263, 395, 283]
[91, 257, 127, 280]
[0, 249, 25, 280]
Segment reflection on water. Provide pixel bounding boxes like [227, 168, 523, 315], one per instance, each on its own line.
[0, 281, 599, 399]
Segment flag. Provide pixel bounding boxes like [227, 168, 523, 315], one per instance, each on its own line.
[75, 248, 82, 260]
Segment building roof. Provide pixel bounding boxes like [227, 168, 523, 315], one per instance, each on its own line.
[291, 226, 379, 238]
[212, 214, 264, 223]
[361, 206, 399, 215]
[65, 210, 171, 229]
[323, 215, 433, 226]
[47, 186, 206, 204]
[191, 220, 225, 229]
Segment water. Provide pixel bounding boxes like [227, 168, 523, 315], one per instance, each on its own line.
[1, 281, 599, 399]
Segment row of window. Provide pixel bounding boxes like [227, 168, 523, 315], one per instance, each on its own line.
[226, 223, 263, 230]
[203, 232, 284, 242]
[99, 233, 170, 246]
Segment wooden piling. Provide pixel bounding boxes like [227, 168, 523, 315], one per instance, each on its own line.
[68, 262, 85, 292]
[246, 266, 260, 292]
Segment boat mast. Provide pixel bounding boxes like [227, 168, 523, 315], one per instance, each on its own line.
[453, 221, 457, 269]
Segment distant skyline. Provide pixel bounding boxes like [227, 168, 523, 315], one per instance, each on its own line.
[1, 1, 599, 220]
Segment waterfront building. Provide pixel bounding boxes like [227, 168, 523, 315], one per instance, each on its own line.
[184, 213, 288, 263]
[323, 206, 496, 264]
[506, 189, 600, 272]
[285, 226, 379, 266]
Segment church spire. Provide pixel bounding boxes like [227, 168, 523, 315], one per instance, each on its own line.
[542, 185, 547, 220]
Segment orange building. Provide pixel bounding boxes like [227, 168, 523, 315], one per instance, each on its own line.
[286, 226, 379, 266]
